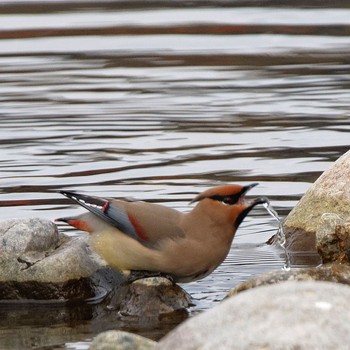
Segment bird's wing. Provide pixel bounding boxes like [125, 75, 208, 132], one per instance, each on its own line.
[119, 199, 185, 244]
[59, 190, 140, 241]
[59, 191, 185, 244]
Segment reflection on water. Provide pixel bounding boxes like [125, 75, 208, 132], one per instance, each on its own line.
[0, 1, 350, 349]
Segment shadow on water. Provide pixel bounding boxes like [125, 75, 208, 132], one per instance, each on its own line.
[0, 0, 350, 348]
[0, 300, 188, 349]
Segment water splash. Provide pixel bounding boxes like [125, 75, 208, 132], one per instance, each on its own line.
[262, 200, 285, 246]
[262, 199, 323, 269]
[262, 199, 291, 270]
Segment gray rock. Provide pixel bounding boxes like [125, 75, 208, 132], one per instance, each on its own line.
[90, 330, 156, 350]
[106, 277, 192, 317]
[0, 218, 123, 300]
[0, 217, 191, 318]
[0, 217, 58, 255]
[226, 262, 350, 297]
[283, 150, 350, 263]
[159, 281, 350, 350]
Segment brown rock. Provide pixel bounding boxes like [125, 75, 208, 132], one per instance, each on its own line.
[106, 277, 192, 317]
[316, 213, 350, 263]
[284, 150, 350, 232]
[283, 150, 350, 264]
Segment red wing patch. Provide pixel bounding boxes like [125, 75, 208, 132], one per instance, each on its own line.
[67, 219, 92, 233]
[127, 213, 148, 241]
[102, 200, 109, 213]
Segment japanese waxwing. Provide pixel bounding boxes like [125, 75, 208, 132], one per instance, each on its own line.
[56, 184, 266, 283]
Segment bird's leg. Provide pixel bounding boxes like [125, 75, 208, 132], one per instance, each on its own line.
[127, 270, 175, 284]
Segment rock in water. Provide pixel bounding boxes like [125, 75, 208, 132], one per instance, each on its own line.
[158, 281, 350, 350]
[226, 262, 350, 297]
[316, 213, 350, 263]
[0, 217, 191, 318]
[90, 330, 156, 350]
[106, 277, 192, 317]
[283, 150, 350, 265]
[0, 218, 123, 301]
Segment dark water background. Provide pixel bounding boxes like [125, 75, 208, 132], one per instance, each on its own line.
[0, 1, 350, 349]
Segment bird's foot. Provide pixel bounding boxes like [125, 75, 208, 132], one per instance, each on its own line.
[127, 270, 175, 284]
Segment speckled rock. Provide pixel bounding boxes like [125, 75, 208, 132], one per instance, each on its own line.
[159, 281, 350, 350]
[284, 150, 350, 233]
[0, 217, 58, 256]
[106, 277, 192, 317]
[316, 213, 350, 263]
[89, 330, 156, 350]
[283, 150, 350, 262]
[0, 218, 123, 300]
[0, 218, 191, 315]
[226, 262, 350, 297]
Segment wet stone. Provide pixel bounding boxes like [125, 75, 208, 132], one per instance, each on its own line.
[226, 262, 350, 298]
[284, 150, 350, 233]
[106, 277, 192, 317]
[283, 150, 350, 259]
[283, 151, 350, 267]
[0, 217, 192, 319]
[90, 330, 156, 350]
[316, 213, 350, 263]
[0, 218, 123, 301]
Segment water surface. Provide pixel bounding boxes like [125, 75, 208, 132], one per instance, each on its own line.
[0, 1, 349, 349]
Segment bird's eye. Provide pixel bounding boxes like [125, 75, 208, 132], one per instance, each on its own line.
[210, 194, 240, 205]
[223, 196, 234, 205]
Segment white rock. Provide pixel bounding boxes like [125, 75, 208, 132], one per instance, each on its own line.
[158, 281, 350, 350]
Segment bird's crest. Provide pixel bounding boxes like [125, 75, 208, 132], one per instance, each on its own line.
[190, 183, 258, 205]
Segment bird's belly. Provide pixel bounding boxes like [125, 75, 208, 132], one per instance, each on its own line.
[90, 231, 159, 271]
[159, 238, 230, 282]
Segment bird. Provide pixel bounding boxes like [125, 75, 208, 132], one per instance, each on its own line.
[55, 184, 266, 283]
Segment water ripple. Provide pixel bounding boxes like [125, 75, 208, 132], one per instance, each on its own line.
[0, 1, 349, 348]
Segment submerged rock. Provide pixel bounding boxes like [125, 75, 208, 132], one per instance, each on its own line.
[283, 150, 350, 262]
[226, 262, 350, 297]
[106, 277, 192, 317]
[90, 330, 156, 350]
[0, 218, 123, 301]
[159, 281, 350, 350]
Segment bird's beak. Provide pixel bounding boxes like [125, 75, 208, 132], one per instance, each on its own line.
[239, 183, 268, 208]
[233, 184, 268, 228]
[238, 183, 258, 201]
[234, 197, 268, 229]
[245, 196, 269, 208]
[242, 183, 259, 193]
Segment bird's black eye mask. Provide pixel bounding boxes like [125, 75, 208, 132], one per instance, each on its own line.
[210, 193, 242, 205]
